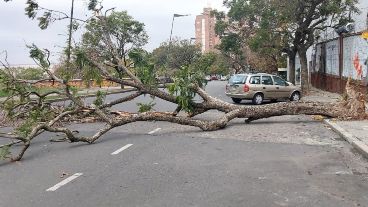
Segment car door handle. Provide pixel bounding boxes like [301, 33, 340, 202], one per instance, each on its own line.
[263, 87, 266, 89]
[276, 87, 279, 89]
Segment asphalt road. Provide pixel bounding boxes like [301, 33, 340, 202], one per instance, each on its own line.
[1, 81, 368, 207]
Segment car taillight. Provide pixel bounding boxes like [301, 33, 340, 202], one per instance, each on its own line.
[243, 84, 249, 92]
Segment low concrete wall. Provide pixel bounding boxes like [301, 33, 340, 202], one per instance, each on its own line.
[311, 72, 367, 94]
[34, 79, 120, 88]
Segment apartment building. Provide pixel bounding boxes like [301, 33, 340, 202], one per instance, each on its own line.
[195, 8, 220, 53]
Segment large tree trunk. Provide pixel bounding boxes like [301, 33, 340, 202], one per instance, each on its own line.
[288, 52, 296, 84]
[298, 48, 310, 93]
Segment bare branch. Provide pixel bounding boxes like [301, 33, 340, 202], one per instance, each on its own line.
[100, 91, 142, 109]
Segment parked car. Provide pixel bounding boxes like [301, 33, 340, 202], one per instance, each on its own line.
[225, 73, 301, 104]
[211, 75, 218, 80]
[205, 76, 211, 81]
[220, 75, 228, 81]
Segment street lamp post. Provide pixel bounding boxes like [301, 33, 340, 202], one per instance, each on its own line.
[169, 14, 190, 42]
[165, 13, 190, 78]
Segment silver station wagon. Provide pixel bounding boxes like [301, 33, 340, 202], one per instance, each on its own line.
[225, 73, 301, 104]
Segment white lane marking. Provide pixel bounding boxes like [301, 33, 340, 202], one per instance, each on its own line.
[111, 144, 133, 155]
[46, 173, 83, 192]
[148, 128, 161, 135]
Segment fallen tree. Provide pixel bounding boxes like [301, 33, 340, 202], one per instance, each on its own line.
[0, 10, 367, 162]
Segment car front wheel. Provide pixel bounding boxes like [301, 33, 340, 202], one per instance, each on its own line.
[290, 92, 301, 101]
[252, 93, 264, 105]
[232, 98, 242, 104]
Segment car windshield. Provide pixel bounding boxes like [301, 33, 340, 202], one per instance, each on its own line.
[229, 75, 247, 84]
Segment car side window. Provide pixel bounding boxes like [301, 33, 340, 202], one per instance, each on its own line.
[261, 76, 273, 85]
[273, 76, 287, 86]
[249, 76, 261, 84]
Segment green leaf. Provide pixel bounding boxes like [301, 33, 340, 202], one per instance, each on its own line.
[27, 44, 50, 68]
[16, 118, 37, 138]
[93, 91, 106, 107]
[88, 0, 98, 10]
[137, 101, 156, 113]
[37, 11, 52, 30]
[0, 145, 11, 160]
[25, 0, 38, 19]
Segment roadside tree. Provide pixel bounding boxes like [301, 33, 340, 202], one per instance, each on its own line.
[151, 39, 202, 76]
[220, 0, 359, 91]
[81, 10, 148, 87]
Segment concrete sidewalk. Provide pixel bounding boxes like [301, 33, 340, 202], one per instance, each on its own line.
[303, 87, 368, 159]
[324, 120, 368, 158]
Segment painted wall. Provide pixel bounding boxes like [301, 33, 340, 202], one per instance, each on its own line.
[325, 40, 339, 76]
[343, 35, 368, 79]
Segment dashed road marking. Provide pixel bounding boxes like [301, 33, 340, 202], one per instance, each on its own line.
[111, 144, 133, 155]
[148, 128, 161, 135]
[46, 173, 83, 192]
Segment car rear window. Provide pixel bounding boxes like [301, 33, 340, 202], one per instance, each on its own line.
[229, 75, 247, 84]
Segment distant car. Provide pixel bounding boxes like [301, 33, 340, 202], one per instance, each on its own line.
[220, 75, 228, 81]
[205, 76, 211, 81]
[211, 76, 218, 80]
[225, 73, 301, 104]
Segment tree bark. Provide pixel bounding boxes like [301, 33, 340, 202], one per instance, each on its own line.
[288, 52, 296, 84]
[115, 66, 125, 89]
[298, 48, 310, 93]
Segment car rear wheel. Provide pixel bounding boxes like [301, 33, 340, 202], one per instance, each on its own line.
[252, 93, 264, 105]
[231, 98, 242, 104]
[290, 91, 301, 101]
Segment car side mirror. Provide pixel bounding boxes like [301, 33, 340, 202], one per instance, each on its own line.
[285, 82, 289, 86]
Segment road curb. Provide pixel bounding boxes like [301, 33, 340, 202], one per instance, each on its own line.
[324, 119, 368, 159]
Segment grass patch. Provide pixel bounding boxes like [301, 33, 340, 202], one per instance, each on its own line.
[0, 89, 9, 98]
[32, 87, 64, 95]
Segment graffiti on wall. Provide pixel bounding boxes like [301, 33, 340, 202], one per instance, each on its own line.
[353, 52, 363, 79]
[343, 36, 368, 80]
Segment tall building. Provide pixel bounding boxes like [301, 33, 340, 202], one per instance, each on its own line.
[195, 8, 220, 53]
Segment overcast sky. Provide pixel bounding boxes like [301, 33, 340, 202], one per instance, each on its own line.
[0, 0, 226, 65]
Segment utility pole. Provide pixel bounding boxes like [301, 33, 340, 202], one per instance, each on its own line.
[66, 0, 75, 72]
